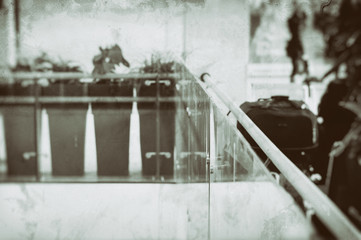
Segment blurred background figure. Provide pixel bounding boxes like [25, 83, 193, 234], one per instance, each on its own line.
[286, 2, 309, 83]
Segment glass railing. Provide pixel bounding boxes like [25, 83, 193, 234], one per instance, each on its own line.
[0, 70, 273, 183]
[0, 67, 360, 239]
[0, 72, 183, 182]
[198, 72, 361, 239]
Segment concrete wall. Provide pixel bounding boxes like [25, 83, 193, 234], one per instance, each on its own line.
[0, 0, 16, 68]
[184, 0, 249, 103]
[16, 0, 248, 103]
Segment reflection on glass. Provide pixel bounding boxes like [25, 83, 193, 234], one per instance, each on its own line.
[0, 68, 277, 183]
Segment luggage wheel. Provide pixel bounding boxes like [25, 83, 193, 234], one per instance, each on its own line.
[303, 200, 316, 222]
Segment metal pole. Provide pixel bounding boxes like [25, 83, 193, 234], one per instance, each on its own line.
[187, 118, 191, 182]
[182, 4, 187, 62]
[207, 100, 211, 240]
[187, 81, 192, 182]
[33, 79, 40, 181]
[14, 0, 20, 62]
[155, 73, 160, 180]
[233, 142, 236, 182]
[183, 5, 190, 182]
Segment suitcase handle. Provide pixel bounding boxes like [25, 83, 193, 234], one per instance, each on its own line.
[257, 96, 289, 102]
[271, 95, 289, 101]
[260, 95, 303, 109]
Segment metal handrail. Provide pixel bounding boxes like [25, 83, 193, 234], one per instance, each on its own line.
[198, 73, 361, 240]
[0, 96, 179, 104]
[0, 72, 180, 80]
[0, 72, 180, 103]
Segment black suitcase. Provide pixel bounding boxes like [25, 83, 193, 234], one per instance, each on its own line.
[237, 95, 318, 172]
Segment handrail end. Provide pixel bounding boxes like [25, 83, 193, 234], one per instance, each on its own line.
[200, 72, 211, 82]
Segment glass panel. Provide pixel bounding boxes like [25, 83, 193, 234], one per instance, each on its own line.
[0, 66, 210, 239]
[211, 103, 270, 183]
[172, 70, 210, 239]
[204, 91, 315, 239]
[175, 72, 209, 183]
[0, 70, 216, 184]
[0, 0, 193, 183]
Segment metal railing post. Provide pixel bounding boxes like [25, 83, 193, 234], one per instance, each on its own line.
[33, 78, 40, 181]
[207, 99, 211, 240]
[155, 74, 161, 180]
